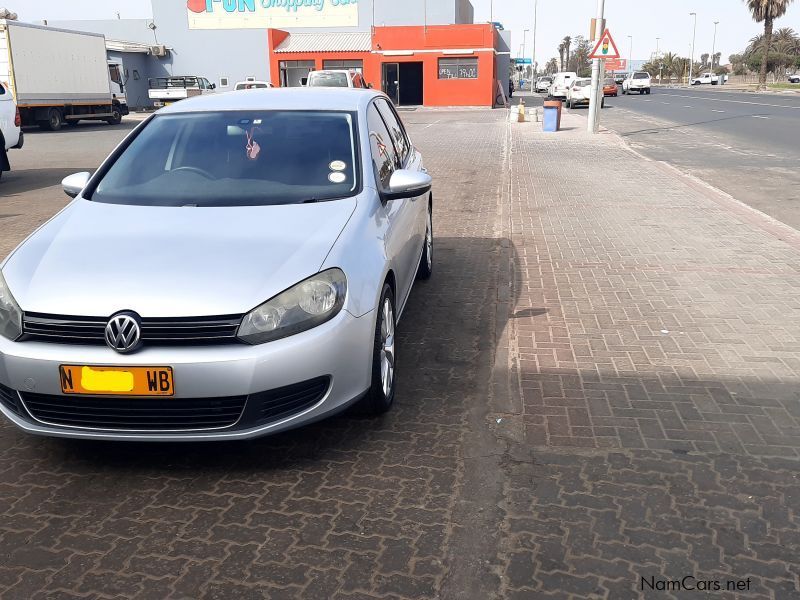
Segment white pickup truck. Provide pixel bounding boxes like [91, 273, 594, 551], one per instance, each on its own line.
[148, 76, 216, 107]
[622, 71, 652, 95]
[691, 72, 719, 86]
[0, 81, 22, 180]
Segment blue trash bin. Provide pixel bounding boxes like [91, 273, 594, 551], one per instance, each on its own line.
[543, 106, 559, 132]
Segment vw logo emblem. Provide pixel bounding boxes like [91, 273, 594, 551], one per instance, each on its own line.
[105, 312, 142, 354]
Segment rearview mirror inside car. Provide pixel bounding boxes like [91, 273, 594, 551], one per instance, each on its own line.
[62, 172, 91, 199]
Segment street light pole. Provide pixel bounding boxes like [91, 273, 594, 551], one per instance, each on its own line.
[711, 21, 719, 69]
[522, 29, 529, 65]
[689, 12, 697, 83]
[532, 0, 538, 78]
[627, 35, 633, 75]
[587, 0, 606, 134]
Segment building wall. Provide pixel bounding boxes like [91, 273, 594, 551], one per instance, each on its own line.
[106, 50, 171, 109]
[43, 19, 157, 45]
[151, 1, 270, 91]
[269, 24, 500, 107]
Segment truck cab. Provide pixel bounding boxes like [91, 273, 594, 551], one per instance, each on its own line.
[148, 76, 216, 107]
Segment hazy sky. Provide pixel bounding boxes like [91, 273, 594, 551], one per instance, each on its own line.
[17, 0, 800, 64]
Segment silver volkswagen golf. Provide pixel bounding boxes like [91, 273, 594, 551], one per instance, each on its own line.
[0, 88, 433, 441]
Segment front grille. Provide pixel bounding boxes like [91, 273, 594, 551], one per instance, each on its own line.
[251, 376, 330, 425]
[22, 312, 243, 347]
[0, 383, 23, 416]
[20, 393, 246, 431]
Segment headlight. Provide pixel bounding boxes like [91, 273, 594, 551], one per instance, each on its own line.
[237, 268, 347, 345]
[0, 271, 23, 341]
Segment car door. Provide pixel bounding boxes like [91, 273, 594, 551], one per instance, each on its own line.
[375, 98, 427, 280]
[366, 101, 418, 309]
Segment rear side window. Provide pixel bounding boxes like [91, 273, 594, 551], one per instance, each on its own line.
[367, 105, 397, 192]
[374, 98, 411, 166]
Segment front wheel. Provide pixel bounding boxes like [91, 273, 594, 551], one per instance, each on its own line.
[416, 205, 433, 280]
[359, 284, 397, 416]
[645, 89, 651, 95]
[39, 108, 63, 131]
[106, 106, 123, 125]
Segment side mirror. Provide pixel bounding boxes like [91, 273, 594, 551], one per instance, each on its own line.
[210, 83, 216, 90]
[383, 169, 432, 201]
[368, 82, 374, 89]
[62, 172, 91, 198]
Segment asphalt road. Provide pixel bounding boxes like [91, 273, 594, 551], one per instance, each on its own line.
[594, 87, 800, 231]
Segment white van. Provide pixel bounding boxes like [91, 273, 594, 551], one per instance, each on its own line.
[548, 72, 578, 99]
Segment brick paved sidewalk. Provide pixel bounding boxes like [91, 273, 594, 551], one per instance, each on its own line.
[494, 112, 800, 598]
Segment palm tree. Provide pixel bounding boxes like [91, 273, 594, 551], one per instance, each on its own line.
[546, 58, 558, 74]
[562, 36, 572, 70]
[743, 0, 795, 89]
[558, 42, 565, 71]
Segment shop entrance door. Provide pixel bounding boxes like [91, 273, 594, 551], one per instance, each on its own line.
[382, 63, 399, 105]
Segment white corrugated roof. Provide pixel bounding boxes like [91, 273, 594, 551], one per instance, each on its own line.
[275, 32, 371, 53]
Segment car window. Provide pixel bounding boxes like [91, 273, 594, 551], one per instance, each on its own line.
[0, 83, 5, 96]
[374, 98, 410, 166]
[634, 73, 649, 79]
[308, 72, 350, 87]
[367, 104, 398, 192]
[91, 110, 359, 207]
[604, 79, 615, 85]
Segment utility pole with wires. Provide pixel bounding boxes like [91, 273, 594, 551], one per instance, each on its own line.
[587, 0, 606, 134]
[532, 0, 538, 78]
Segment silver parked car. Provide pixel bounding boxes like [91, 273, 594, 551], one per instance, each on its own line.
[0, 88, 433, 441]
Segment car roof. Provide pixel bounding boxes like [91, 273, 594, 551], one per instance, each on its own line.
[159, 87, 384, 114]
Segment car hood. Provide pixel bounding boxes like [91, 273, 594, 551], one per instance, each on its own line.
[2, 198, 357, 317]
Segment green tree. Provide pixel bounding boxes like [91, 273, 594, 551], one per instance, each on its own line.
[562, 36, 572, 70]
[743, 0, 795, 89]
[570, 36, 592, 76]
[545, 58, 559, 74]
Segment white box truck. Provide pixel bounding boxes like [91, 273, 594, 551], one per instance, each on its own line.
[0, 20, 129, 131]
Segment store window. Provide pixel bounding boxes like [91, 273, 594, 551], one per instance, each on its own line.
[279, 60, 315, 87]
[438, 57, 479, 80]
[220, 76, 229, 87]
[323, 59, 364, 73]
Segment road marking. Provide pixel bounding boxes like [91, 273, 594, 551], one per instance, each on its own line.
[660, 102, 670, 105]
[658, 92, 800, 110]
[424, 119, 441, 129]
[683, 105, 693, 108]
[711, 109, 725, 113]
[752, 115, 769, 119]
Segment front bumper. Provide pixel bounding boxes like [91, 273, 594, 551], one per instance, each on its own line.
[0, 309, 374, 441]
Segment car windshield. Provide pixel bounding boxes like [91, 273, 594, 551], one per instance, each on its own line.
[604, 79, 615, 85]
[634, 72, 649, 79]
[308, 73, 350, 87]
[540, 78, 552, 83]
[90, 111, 359, 207]
[574, 80, 591, 87]
[235, 83, 269, 90]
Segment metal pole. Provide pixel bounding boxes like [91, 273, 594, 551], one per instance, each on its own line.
[532, 0, 538, 78]
[522, 30, 529, 66]
[628, 36, 633, 76]
[587, 0, 606, 134]
[689, 12, 697, 83]
[712, 21, 719, 69]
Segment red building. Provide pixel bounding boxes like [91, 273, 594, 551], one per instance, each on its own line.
[267, 24, 505, 107]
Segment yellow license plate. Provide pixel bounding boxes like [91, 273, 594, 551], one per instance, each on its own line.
[59, 365, 174, 396]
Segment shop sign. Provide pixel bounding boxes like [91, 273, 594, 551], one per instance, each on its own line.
[187, 0, 359, 29]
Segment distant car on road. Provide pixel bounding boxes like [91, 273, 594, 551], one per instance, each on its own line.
[603, 78, 619, 97]
[789, 74, 800, 84]
[0, 81, 23, 180]
[622, 71, 652, 95]
[234, 81, 274, 90]
[565, 78, 604, 109]
[307, 70, 369, 89]
[691, 72, 719, 86]
[548, 72, 578, 100]
[614, 73, 626, 84]
[535, 76, 553, 93]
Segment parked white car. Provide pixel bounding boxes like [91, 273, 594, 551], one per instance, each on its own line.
[622, 71, 652, 95]
[788, 74, 800, 84]
[565, 78, 604, 109]
[548, 72, 578, 99]
[535, 76, 553, 93]
[234, 81, 274, 90]
[307, 70, 370, 89]
[691, 72, 719, 86]
[0, 81, 23, 180]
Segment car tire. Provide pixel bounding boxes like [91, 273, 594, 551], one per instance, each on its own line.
[646, 89, 651, 95]
[601, 98, 605, 108]
[358, 284, 396, 416]
[416, 203, 433, 280]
